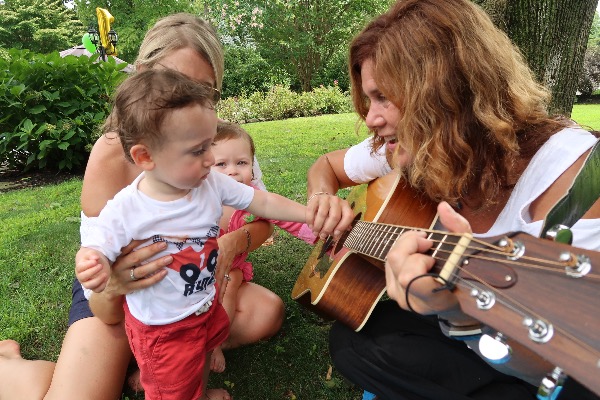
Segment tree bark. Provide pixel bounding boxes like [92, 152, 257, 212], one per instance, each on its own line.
[476, 0, 598, 116]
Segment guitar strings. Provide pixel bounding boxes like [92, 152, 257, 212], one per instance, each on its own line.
[347, 221, 600, 281]
[344, 221, 600, 360]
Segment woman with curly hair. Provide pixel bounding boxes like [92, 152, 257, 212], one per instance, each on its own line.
[306, 0, 600, 399]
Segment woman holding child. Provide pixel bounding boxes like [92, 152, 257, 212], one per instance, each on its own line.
[75, 67, 341, 400]
[0, 14, 290, 400]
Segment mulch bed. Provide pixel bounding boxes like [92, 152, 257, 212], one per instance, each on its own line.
[0, 164, 84, 193]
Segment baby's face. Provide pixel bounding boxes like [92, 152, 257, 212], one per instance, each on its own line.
[211, 137, 254, 185]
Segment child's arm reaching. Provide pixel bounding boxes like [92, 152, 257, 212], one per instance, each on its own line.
[75, 247, 111, 293]
[246, 190, 354, 240]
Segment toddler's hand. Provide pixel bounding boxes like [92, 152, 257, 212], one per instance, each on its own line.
[75, 248, 110, 293]
[306, 193, 354, 240]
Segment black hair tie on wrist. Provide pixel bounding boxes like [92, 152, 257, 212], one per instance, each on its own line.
[404, 273, 454, 313]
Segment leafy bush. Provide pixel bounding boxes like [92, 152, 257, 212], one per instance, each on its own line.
[312, 49, 350, 92]
[218, 83, 352, 123]
[0, 48, 127, 171]
[222, 44, 290, 99]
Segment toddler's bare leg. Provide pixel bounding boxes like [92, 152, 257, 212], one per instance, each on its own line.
[225, 281, 284, 349]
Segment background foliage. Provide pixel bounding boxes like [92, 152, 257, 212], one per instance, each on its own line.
[0, 49, 127, 171]
[1, 0, 599, 174]
[2, 0, 599, 106]
[217, 83, 353, 124]
[0, 0, 83, 54]
[201, 0, 392, 92]
[579, 12, 600, 96]
[0, 45, 349, 172]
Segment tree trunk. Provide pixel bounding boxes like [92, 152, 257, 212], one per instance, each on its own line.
[476, 0, 598, 116]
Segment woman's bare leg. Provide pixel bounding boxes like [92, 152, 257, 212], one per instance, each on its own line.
[0, 316, 131, 400]
[45, 316, 131, 400]
[0, 340, 55, 400]
[224, 282, 284, 349]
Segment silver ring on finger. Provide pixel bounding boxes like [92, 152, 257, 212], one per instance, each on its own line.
[130, 267, 139, 281]
[224, 274, 231, 281]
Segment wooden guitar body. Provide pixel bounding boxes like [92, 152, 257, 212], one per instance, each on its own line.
[291, 171, 437, 331]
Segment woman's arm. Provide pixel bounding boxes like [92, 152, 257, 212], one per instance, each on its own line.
[306, 149, 356, 238]
[215, 219, 274, 302]
[307, 149, 355, 197]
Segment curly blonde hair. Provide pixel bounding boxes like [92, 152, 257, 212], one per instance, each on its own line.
[349, 0, 571, 208]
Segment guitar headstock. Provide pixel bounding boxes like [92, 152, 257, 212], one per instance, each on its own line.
[448, 232, 600, 396]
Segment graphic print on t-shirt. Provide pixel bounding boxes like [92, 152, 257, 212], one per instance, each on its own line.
[165, 237, 219, 297]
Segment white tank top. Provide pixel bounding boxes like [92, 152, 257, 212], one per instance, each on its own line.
[478, 127, 599, 250]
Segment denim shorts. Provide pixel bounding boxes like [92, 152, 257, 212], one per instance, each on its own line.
[68, 278, 94, 326]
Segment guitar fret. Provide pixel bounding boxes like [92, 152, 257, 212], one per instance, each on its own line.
[371, 224, 386, 259]
[431, 233, 447, 259]
[346, 221, 410, 261]
[365, 226, 378, 257]
[373, 224, 390, 259]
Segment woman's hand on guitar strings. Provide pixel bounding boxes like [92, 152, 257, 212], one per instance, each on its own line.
[385, 202, 473, 318]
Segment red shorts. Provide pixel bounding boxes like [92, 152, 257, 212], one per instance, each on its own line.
[124, 298, 230, 400]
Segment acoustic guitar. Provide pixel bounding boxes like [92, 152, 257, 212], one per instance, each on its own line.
[292, 171, 438, 331]
[292, 171, 600, 396]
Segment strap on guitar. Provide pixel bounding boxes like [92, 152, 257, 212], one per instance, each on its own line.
[540, 139, 600, 239]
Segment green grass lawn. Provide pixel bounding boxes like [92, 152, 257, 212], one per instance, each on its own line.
[1, 106, 598, 400]
[571, 103, 600, 130]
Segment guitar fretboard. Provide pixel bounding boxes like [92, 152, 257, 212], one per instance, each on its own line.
[343, 220, 470, 279]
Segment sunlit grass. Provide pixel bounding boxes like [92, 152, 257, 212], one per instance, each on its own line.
[572, 103, 600, 130]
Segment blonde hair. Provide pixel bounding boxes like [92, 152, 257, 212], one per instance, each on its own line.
[215, 121, 255, 158]
[349, 0, 571, 207]
[106, 69, 216, 163]
[136, 13, 224, 90]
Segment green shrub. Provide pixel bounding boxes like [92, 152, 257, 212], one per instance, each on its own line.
[222, 44, 290, 99]
[0, 48, 127, 171]
[217, 83, 352, 123]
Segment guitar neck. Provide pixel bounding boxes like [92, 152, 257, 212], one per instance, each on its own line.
[342, 220, 472, 281]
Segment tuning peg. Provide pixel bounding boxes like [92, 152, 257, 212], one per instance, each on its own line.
[558, 251, 591, 278]
[522, 317, 554, 343]
[545, 224, 573, 245]
[470, 288, 496, 310]
[537, 367, 566, 400]
[478, 332, 512, 364]
[497, 237, 525, 260]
